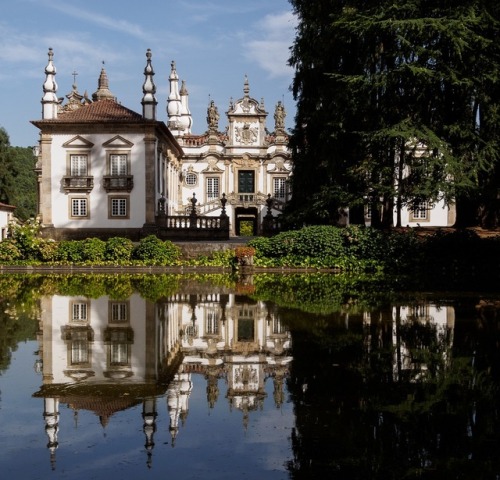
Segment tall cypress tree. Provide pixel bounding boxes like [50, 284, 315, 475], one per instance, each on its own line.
[286, 0, 500, 228]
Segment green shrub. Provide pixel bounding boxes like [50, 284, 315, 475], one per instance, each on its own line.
[81, 238, 107, 262]
[105, 237, 134, 262]
[0, 240, 22, 262]
[133, 235, 181, 265]
[36, 239, 59, 262]
[342, 225, 386, 260]
[56, 240, 85, 263]
[8, 218, 41, 259]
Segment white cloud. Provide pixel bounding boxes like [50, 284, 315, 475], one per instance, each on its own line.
[246, 11, 297, 78]
[40, 0, 148, 39]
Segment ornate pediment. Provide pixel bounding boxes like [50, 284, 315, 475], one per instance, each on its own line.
[267, 158, 290, 173]
[102, 135, 134, 148]
[62, 135, 94, 149]
[201, 157, 224, 173]
[232, 156, 259, 168]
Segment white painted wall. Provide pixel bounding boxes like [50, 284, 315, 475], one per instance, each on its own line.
[49, 133, 150, 229]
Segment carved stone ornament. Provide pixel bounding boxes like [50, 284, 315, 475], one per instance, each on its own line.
[235, 122, 258, 145]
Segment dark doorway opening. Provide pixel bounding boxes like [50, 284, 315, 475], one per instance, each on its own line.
[235, 207, 258, 236]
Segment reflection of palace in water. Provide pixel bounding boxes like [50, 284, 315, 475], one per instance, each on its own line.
[33, 286, 457, 469]
[364, 303, 455, 382]
[33, 290, 292, 468]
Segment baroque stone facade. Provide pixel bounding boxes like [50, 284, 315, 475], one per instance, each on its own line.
[31, 49, 291, 240]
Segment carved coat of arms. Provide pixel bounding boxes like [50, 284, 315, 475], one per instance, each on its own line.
[235, 122, 258, 145]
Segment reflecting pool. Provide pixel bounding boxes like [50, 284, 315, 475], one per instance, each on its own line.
[0, 273, 499, 479]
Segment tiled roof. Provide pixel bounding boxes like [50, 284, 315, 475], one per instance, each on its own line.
[40, 99, 146, 123]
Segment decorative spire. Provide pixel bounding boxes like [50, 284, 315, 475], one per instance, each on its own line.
[42, 48, 59, 119]
[167, 60, 182, 134]
[142, 49, 157, 120]
[179, 79, 192, 133]
[243, 75, 250, 97]
[92, 62, 116, 102]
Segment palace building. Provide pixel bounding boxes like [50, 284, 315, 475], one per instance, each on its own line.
[31, 49, 291, 240]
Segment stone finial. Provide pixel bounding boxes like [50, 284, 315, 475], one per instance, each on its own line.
[179, 80, 192, 133]
[167, 60, 182, 133]
[42, 48, 59, 119]
[142, 48, 157, 120]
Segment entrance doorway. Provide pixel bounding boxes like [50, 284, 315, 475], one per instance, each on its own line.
[235, 207, 258, 236]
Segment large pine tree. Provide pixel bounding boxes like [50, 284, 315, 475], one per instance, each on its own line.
[286, 0, 500, 228]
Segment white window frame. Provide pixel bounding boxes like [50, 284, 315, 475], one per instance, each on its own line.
[110, 302, 128, 323]
[273, 177, 287, 201]
[109, 197, 129, 218]
[206, 176, 220, 201]
[185, 171, 198, 187]
[410, 202, 429, 221]
[70, 197, 89, 218]
[110, 154, 128, 176]
[70, 154, 88, 176]
[71, 302, 88, 322]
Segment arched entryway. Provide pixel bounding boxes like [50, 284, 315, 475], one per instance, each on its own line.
[235, 207, 258, 236]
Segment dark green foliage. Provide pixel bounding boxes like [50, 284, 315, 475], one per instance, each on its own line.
[249, 225, 419, 271]
[80, 238, 107, 262]
[0, 127, 37, 220]
[105, 237, 134, 262]
[55, 240, 85, 263]
[286, 0, 500, 228]
[132, 235, 181, 265]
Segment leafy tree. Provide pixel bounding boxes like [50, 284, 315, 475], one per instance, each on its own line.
[286, 0, 500, 228]
[0, 126, 37, 220]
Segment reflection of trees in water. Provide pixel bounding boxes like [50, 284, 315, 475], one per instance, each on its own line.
[285, 302, 500, 479]
[0, 298, 39, 374]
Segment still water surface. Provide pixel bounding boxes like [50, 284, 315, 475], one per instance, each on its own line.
[0, 273, 499, 479]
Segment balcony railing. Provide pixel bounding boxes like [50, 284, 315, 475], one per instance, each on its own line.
[238, 193, 255, 202]
[62, 176, 94, 193]
[103, 175, 134, 192]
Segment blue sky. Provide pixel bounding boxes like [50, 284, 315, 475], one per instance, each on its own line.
[0, 0, 297, 147]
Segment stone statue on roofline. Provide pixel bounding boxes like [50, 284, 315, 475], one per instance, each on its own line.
[207, 100, 219, 130]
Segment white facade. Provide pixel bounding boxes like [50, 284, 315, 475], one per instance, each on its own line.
[32, 49, 291, 240]
[34, 289, 292, 461]
[0, 202, 15, 240]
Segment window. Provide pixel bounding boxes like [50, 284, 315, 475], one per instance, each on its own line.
[72, 302, 88, 322]
[110, 302, 128, 322]
[71, 198, 88, 218]
[70, 154, 88, 176]
[71, 340, 89, 364]
[238, 170, 255, 193]
[185, 171, 198, 187]
[110, 154, 128, 176]
[206, 177, 220, 200]
[110, 197, 128, 218]
[411, 202, 429, 220]
[205, 308, 219, 335]
[273, 177, 287, 200]
[110, 343, 129, 365]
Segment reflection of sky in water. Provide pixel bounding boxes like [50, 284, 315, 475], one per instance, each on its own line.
[1, 286, 499, 479]
[0, 342, 293, 479]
